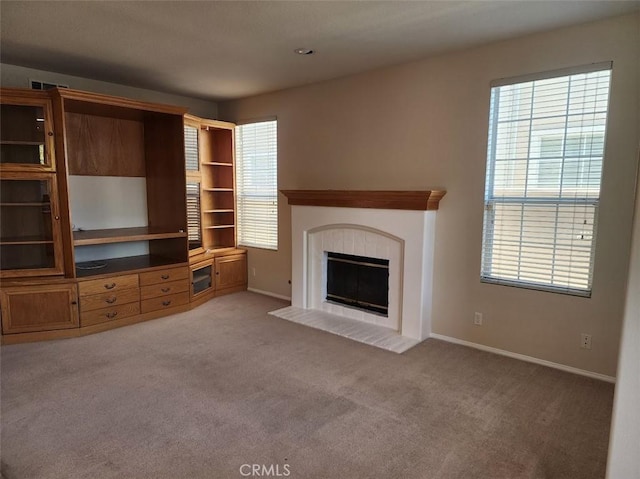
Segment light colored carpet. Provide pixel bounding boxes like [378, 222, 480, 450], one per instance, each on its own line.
[1, 292, 613, 479]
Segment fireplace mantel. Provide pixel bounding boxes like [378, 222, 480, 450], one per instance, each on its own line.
[280, 190, 446, 211]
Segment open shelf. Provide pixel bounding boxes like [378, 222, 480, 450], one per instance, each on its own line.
[1, 140, 45, 146]
[0, 202, 50, 207]
[73, 227, 187, 246]
[203, 187, 233, 192]
[203, 209, 234, 213]
[1, 237, 53, 245]
[204, 225, 234, 229]
[201, 161, 232, 166]
[75, 254, 186, 278]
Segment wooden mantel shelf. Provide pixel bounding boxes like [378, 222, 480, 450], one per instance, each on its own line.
[280, 190, 446, 211]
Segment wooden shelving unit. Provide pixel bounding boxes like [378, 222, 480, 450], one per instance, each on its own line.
[183, 116, 237, 252]
[1, 88, 247, 344]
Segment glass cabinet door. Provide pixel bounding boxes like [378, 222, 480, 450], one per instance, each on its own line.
[1, 99, 55, 170]
[0, 174, 63, 276]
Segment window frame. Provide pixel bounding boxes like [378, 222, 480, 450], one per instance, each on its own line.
[235, 119, 278, 251]
[481, 62, 612, 297]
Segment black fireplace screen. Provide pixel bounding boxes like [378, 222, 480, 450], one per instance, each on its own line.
[326, 252, 389, 316]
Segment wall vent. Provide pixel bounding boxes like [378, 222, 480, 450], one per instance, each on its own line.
[30, 79, 69, 90]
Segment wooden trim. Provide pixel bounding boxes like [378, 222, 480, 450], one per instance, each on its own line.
[185, 114, 236, 131]
[57, 88, 187, 115]
[214, 284, 247, 297]
[1, 303, 191, 345]
[189, 289, 216, 309]
[280, 190, 447, 210]
[50, 89, 77, 277]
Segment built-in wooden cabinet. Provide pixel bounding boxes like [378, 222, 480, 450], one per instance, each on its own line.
[1, 89, 64, 278]
[58, 88, 189, 278]
[0, 172, 64, 277]
[1, 91, 56, 171]
[190, 260, 214, 301]
[184, 115, 237, 252]
[215, 254, 248, 291]
[0, 87, 247, 344]
[0, 282, 79, 334]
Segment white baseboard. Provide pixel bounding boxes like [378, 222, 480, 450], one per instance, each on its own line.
[429, 333, 616, 383]
[247, 287, 292, 302]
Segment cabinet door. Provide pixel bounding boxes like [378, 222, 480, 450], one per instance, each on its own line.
[191, 261, 213, 298]
[0, 172, 64, 277]
[215, 254, 247, 290]
[1, 283, 79, 334]
[1, 96, 56, 171]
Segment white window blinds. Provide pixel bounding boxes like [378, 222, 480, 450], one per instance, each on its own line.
[184, 125, 199, 172]
[186, 182, 202, 247]
[481, 63, 612, 296]
[235, 120, 278, 250]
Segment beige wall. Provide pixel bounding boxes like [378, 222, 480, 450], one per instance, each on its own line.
[606, 154, 640, 478]
[220, 13, 640, 376]
[1, 63, 218, 118]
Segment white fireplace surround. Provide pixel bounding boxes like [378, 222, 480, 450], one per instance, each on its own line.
[270, 190, 445, 352]
[288, 204, 438, 342]
[308, 225, 403, 330]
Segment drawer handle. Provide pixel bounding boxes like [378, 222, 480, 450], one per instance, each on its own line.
[161, 274, 170, 280]
[162, 300, 172, 306]
[104, 283, 116, 290]
[105, 297, 117, 304]
[106, 312, 118, 319]
[161, 287, 171, 293]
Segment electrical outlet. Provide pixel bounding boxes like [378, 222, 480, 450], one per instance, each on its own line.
[474, 312, 483, 326]
[580, 333, 592, 350]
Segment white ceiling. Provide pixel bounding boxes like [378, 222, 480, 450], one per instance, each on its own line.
[1, 1, 638, 101]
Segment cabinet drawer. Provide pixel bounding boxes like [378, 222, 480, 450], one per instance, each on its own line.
[81, 302, 140, 327]
[139, 267, 189, 286]
[140, 279, 189, 301]
[80, 288, 140, 312]
[140, 291, 189, 314]
[78, 274, 139, 297]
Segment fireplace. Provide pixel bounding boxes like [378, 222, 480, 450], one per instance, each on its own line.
[272, 190, 446, 353]
[326, 252, 389, 316]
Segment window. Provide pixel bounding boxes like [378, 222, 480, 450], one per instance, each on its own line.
[184, 124, 202, 251]
[481, 63, 612, 296]
[235, 120, 278, 250]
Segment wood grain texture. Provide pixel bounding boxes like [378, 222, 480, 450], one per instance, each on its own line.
[0, 90, 56, 172]
[58, 88, 187, 117]
[215, 254, 247, 290]
[141, 279, 189, 300]
[73, 227, 186, 246]
[78, 274, 139, 296]
[79, 287, 140, 312]
[141, 291, 189, 313]
[0, 282, 78, 334]
[0, 172, 64, 277]
[75, 255, 188, 279]
[280, 190, 447, 210]
[139, 266, 189, 286]
[65, 112, 145, 176]
[50, 89, 77, 276]
[80, 301, 141, 327]
[145, 113, 188, 263]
